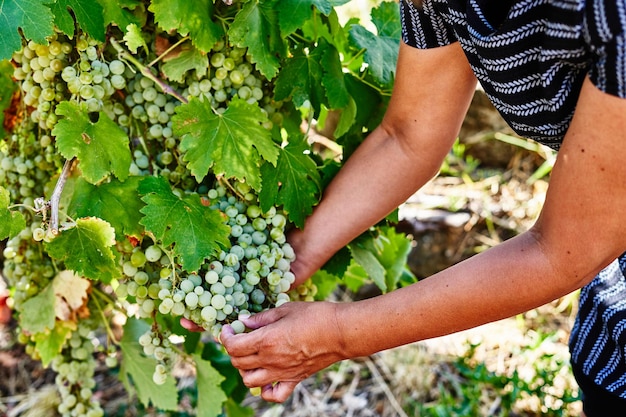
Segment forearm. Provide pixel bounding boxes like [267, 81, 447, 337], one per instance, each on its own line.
[289, 126, 447, 279]
[334, 229, 592, 358]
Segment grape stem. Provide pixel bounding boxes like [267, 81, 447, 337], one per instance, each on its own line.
[218, 176, 246, 201]
[109, 38, 188, 104]
[91, 287, 120, 345]
[50, 158, 77, 235]
[147, 36, 190, 68]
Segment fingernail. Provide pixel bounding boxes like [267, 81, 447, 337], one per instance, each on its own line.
[238, 313, 251, 321]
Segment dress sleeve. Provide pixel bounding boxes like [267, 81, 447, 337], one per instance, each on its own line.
[400, 0, 457, 49]
[583, 0, 626, 98]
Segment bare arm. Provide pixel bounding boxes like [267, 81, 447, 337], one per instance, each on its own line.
[333, 75, 626, 355]
[289, 41, 478, 283]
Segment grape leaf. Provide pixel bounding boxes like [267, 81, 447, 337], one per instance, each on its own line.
[277, 0, 333, 36]
[67, 177, 145, 239]
[319, 40, 350, 109]
[97, 0, 141, 32]
[348, 24, 399, 86]
[34, 320, 74, 367]
[193, 354, 228, 417]
[375, 227, 415, 290]
[224, 399, 255, 417]
[149, 0, 223, 53]
[49, 0, 106, 42]
[200, 341, 248, 402]
[342, 260, 370, 293]
[161, 46, 209, 83]
[120, 318, 178, 411]
[45, 217, 119, 283]
[0, 61, 17, 139]
[333, 96, 357, 138]
[52, 101, 131, 184]
[174, 97, 279, 191]
[19, 283, 56, 334]
[348, 243, 387, 292]
[274, 47, 325, 111]
[371, 0, 402, 38]
[228, 0, 285, 80]
[0, 187, 26, 240]
[123, 23, 147, 54]
[348, 1, 401, 88]
[0, 0, 55, 60]
[138, 176, 230, 272]
[259, 138, 321, 229]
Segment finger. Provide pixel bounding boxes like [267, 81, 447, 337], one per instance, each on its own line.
[261, 380, 299, 403]
[180, 318, 204, 332]
[218, 323, 235, 345]
[220, 325, 260, 357]
[240, 366, 305, 388]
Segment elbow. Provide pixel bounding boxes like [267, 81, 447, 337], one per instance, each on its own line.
[526, 222, 621, 291]
[378, 117, 458, 181]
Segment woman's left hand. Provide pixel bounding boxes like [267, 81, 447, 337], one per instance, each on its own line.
[220, 300, 347, 403]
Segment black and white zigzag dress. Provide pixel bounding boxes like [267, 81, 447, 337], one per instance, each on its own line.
[400, 0, 626, 401]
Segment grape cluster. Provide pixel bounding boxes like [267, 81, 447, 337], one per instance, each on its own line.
[116, 180, 296, 341]
[2, 232, 56, 311]
[51, 321, 104, 417]
[138, 327, 176, 385]
[182, 41, 282, 128]
[12, 35, 71, 131]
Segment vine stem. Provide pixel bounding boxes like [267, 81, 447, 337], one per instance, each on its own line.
[217, 176, 246, 201]
[109, 38, 188, 104]
[91, 287, 120, 346]
[147, 36, 190, 68]
[50, 158, 76, 234]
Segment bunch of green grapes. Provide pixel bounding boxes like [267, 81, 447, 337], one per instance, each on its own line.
[51, 320, 104, 417]
[2, 234, 105, 415]
[12, 34, 71, 132]
[112, 179, 299, 384]
[2, 231, 56, 313]
[182, 40, 282, 128]
[115, 180, 294, 325]
[137, 327, 176, 385]
[0, 122, 59, 209]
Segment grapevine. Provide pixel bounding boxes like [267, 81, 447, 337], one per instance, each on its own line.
[0, 0, 413, 415]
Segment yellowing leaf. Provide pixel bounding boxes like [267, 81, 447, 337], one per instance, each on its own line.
[52, 271, 91, 321]
[34, 321, 75, 367]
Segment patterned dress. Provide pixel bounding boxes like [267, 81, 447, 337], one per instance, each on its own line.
[400, 0, 626, 412]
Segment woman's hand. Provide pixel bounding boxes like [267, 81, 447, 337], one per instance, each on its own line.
[220, 301, 347, 403]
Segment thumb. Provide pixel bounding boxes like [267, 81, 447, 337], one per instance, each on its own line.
[239, 305, 287, 330]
